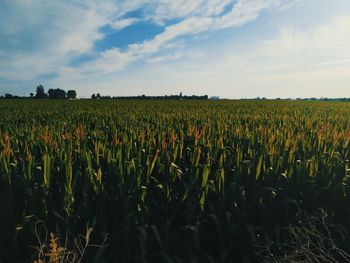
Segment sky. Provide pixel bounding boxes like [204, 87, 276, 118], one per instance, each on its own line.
[0, 0, 350, 98]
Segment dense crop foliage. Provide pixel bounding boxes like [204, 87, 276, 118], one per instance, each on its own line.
[1, 99, 350, 262]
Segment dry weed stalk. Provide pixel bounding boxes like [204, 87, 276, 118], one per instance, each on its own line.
[255, 212, 350, 263]
[32, 221, 106, 263]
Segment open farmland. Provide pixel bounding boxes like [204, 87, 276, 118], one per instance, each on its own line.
[1, 99, 350, 262]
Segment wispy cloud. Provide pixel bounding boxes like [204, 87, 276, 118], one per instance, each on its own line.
[109, 18, 139, 30]
[64, 13, 350, 98]
[63, 0, 289, 78]
[2, 0, 349, 98]
[0, 0, 120, 81]
[177, 16, 350, 98]
[318, 58, 350, 66]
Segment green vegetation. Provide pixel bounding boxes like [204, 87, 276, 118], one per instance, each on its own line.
[1, 99, 350, 262]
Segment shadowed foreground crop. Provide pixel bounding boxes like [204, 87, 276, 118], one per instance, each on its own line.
[1, 99, 350, 262]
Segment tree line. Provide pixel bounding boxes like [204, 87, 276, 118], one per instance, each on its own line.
[90, 92, 209, 100]
[33, 85, 77, 99]
[1, 85, 77, 99]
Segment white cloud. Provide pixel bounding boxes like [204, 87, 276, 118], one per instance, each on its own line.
[109, 18, 139, 30]
[60, 14, 350, 98]
[54, 48, 134, 84]
[0, 0, 121, 82]
[146, 49, 201, 63]
[150, 0, 232, 24]
[80, 48, 135, 74]
[128, 16, 214, 55]
[216, 0, 279, 28]
[0, 0, 289, 77]
[171, 16, 350, 98]
[318, 58, 350, 67]
[0, 0, 324, 96]
[260, 16, 350, 70]
[67, 0, 285, 78]
[17, 0, 281, 86]
[131, 0, 282, 55]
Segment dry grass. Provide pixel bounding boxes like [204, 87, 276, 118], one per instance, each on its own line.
[255, 211, 350, 263]
[32, 221, 106, 263]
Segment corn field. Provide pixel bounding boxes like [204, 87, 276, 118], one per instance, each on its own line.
[1, 99, 350, 262]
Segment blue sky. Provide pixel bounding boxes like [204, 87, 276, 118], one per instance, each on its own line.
[1, 0, 350, 98]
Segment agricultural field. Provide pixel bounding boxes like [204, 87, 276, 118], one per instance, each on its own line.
[1, 99, 350, 262]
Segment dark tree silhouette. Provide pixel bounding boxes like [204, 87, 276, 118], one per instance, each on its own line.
[48, 88, 66, 99]
[67, 90, 77, 99]
[35, 84, 47, 98]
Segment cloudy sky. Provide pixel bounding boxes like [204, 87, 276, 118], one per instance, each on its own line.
[1, 0, 350, 98]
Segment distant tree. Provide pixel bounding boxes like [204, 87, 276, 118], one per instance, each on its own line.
[67, 90, 77, 99]
[48, 89, 54, 98]
[48, 89, 55, 99]
[5, 93, 13, 98]
[92, 93, 102, 99]
[30, 93, 34, 98]
[48, 88, 66, 99]
[35, 84, 47, 98]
